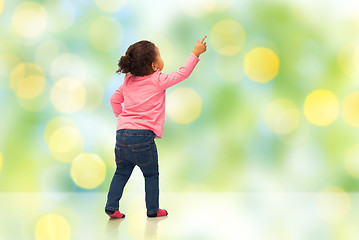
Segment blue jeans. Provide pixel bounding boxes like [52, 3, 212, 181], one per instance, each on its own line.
[105, 129, 159, 215]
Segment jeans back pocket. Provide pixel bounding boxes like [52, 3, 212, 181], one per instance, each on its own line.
[131, 144, 153, 167]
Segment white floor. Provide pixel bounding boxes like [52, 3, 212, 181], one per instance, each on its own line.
[1, 192, 358, 240]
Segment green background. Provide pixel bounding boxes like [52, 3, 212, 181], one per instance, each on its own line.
[1, 0, 359, 194]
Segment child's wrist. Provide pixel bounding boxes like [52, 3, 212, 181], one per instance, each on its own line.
[192, 50, 200, 58]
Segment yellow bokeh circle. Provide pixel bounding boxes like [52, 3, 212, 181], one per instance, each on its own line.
[44, 117, 78, 143]
[0, 0, 3, 14]
[244, 47, 280, 83]
[12, 1, 47, 39]
[210, 19, 246, 56]
[317, 187, 351, 222]
[44, 117, 84, 163]
[35, 214, 71, 240]
[264, 99, 300, 135]
[94, 0, 127, 12]
[10, 63, 43, 88]
[71, 153, 106, 189]
[88, 16, 122, 52]
[342, 92, 359, 127]
[10, 63, 45, 99]
[345, 144, 359, 178]
[17, 75, 45, 99]
[304, 89, 339, 126]
[48, 127, 82, 155]
[166, 88, 202, 124]
[50, 78, 86, 113]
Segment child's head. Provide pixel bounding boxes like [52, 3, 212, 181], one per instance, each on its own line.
[117, 40, 164, 77]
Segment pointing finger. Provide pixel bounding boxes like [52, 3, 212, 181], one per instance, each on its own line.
[200, 35, 207, 43]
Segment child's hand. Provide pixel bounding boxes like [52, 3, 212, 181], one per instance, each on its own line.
[192, 36, 207, 57]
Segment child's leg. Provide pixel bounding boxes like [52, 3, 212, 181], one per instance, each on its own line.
[137, 143, 162, 216]
[105, 157, 135, 214]
[141, 164, 159, 215]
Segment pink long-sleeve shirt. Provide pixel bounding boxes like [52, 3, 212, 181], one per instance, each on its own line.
[110, 53, 200, 138]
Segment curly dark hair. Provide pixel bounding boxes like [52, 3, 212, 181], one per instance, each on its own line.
[116, 40, 157, 77]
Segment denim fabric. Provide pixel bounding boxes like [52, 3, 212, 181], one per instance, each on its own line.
[105, 129, 159, 215]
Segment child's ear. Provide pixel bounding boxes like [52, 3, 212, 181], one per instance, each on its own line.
[151, 62, 157, 71]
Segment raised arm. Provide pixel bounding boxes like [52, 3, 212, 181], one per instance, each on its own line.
[157, 53, 199, 89]
[157, 36, 207, 90]
[110, 85, 124, 117]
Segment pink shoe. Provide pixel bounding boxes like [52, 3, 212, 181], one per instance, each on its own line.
[107, 210, 125, 219]
[147, 208, 168, 218]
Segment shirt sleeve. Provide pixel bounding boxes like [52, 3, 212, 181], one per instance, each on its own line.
[157, 53, 200, 90]
[110, 85, 124, 117]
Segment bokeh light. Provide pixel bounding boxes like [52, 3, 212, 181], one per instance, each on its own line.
[44, 117, 84, 163]
[88, 16, 122, 52]
[34, 214, 71, 240]
[17, 75, 45, 100]
[210, 19, 246, 56]
[303, 89, 339, 126]
[10, 63, 45, 99]
[345, 144, 359, 179]
[0, 0, 3, 14]
[316, 187, 351, 223]
[264, 98, 300, 135]
[342, 92, 359, 127]
[11, 1, 47, 39]
[9, 62, 49, 111]
[166, 87, 202, 124]
[70, 153, 106, 189]
[93, 0, 127, 12]
[244, 47, 280, 83]
[50, 78, 86, 114]
[48, 127, 82, 155]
